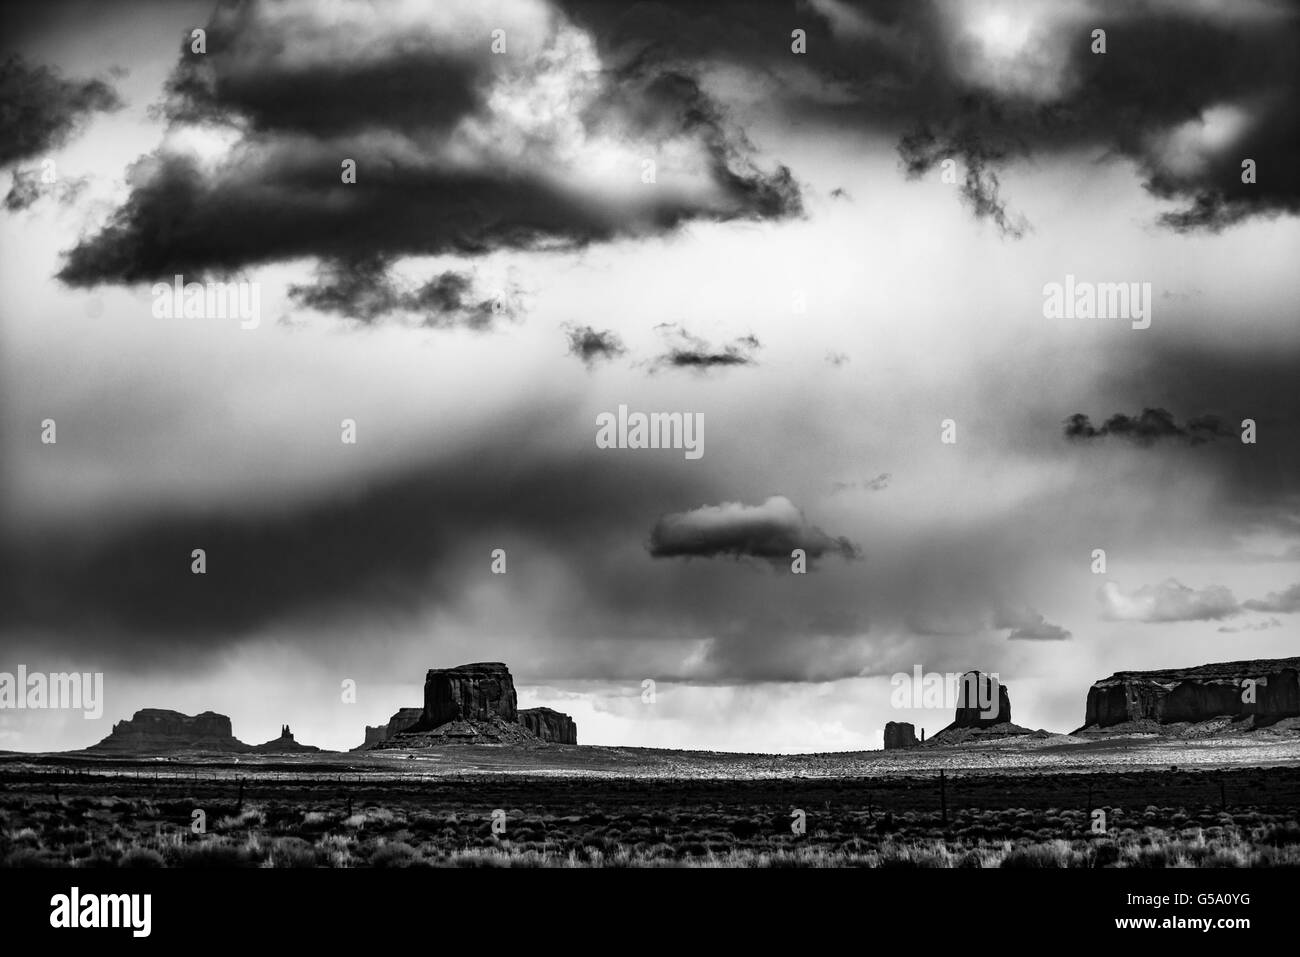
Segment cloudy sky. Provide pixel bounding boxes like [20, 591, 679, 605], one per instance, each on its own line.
[1, 0, 1297, 753]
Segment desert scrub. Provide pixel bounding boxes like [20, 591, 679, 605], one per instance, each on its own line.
[164, 837, 263, 867]
[367, 840, 420, 867]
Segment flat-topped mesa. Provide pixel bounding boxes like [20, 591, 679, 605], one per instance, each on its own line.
[365, 664, 580, 747]
[1082, 657, 1300, 730]
[91, 709, 249, 752]
[949, 671, 1011, 728]
[518, 707, 577, 745]
[422, 662, 517, 729]
[883, 721, 919, 750]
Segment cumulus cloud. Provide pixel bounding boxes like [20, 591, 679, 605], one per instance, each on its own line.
[56, 0, 801, 286]
[1099, 579, 1241, 623]
[1064, 408, 1233, 446]
[0, 54, 121, 168]
[994, 605, 1072, 641]
[647, 495, 861, 564]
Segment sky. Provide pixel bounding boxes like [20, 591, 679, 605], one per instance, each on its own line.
[1, 0, 1297, 753]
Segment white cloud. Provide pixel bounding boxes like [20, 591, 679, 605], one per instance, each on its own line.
[1099, 579, 1240, 623]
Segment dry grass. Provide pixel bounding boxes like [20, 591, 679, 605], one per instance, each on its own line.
[2, 789, 1298, 868]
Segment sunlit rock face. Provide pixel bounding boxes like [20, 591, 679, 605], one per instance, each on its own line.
[1083, 658, 1300, 728]
[519, 707, 577, 744]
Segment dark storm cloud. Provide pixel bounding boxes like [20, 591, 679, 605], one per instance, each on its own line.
[288, 256, 516, 328]
[0, 55, 121, 168]
[0, 430, 879, 683]
[1063, 408, 1234, 445]
[651, 324, 761, 370]
[646, 495, 861, 564]
[564, 324, 626, 365]
[160, 40, 483, 138]
[557, 0, 1300, 234]
[56, 0, 802, 286]
[1064, 341, 1300, 518]
[0, 429, 712, 653]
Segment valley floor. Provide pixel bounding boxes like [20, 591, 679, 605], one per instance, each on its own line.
[1, 736, 1298, 867]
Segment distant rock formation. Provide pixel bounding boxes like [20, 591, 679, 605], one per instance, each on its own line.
[353, 707, 424, 751]
[424, 662, 518, 727]
[519, 707, 578, 744]
[251, 724, 322, 753]
[365, 663, 578, 748]
[948, 671, 1011, 728]
[929, 673, 1039, 744]
[90, 709, 249, 752]
[883, 721, 918, 750]
[1080, 657, 1300, 731]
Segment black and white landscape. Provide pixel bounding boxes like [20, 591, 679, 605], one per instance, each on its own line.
[1, 0, 1299, 896]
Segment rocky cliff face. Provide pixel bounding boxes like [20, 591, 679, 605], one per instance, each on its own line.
[91, 709, 249, 752]
[949, 672, 1011, 728]
[423, 662, 518, 728]
[883, 721, 918, 750]
[518, 707, 578, 744]
[384, 707, 424, 738]
[1082, 658, 1300, 729]
[353, 707, 424, 750]
[381, 716, 541, 746]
